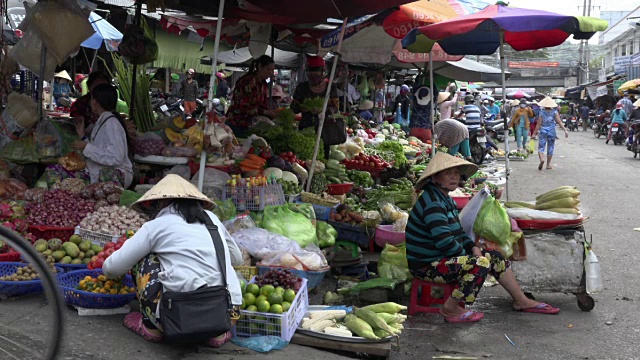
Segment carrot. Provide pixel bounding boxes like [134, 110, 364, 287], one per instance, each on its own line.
[247, 154, 267, 164]
[348, 212, 364, 223]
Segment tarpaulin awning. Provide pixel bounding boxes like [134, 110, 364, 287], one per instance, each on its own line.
[153, 29, 230, 73]
[216, 46, 301, 68]
[433, 57, 510, 83]
[81, 12, 123, 51]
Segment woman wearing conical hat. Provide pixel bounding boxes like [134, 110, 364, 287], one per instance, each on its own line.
[406, 152, 559, 323]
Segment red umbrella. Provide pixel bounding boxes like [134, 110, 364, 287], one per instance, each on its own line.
[507, 90, 530, 99]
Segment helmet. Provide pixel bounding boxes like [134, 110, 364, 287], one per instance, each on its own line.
[616, 102, 623, 109]
[215, 72, 226, 80]
[464, 95, 475, 103]
[187, 69, 195, 75]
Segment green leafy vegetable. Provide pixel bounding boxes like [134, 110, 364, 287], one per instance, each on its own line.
[378, 141, 407, 167]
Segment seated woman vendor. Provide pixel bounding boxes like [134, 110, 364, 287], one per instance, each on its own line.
[406, 152, 559, 323]
[226, 55, 277, 138]
[71, 84, 133, 188]
[290, 56, 339, 158]
[103, 175, 243, 346]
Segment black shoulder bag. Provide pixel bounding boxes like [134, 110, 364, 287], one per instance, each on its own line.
[160, 215, 233, 343]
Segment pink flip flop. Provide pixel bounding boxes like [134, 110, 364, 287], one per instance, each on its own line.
[516, 303, 560, 315]
[440, 310, 484, 323]
[123, 312, 164, 343]
[208, 331, 233, 348]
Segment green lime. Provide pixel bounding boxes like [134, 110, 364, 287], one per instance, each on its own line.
[269, 304, 283, 314]
[283, 289, 296, 303]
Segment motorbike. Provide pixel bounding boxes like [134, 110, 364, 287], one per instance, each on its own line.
[610, 122, 626, 145]
[627, 120, 640, 158]
[484, 118, 507, 142]
[469, 127, 488, 165]
[593, 118, 610, 138]
[566, 116, 578, 131]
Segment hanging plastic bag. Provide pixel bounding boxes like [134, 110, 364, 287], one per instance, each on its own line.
[118, 17, 158, 65]
[378, 243, 412, 283]
[0, 137, 40, 164]
[459, 188, 491, 242]
[527, 138, 535, 154]
[35, 119, 63, 158]
[473, 197, 511, 246]
[233, 228, 302, 261]
[262, 205, 317, 248]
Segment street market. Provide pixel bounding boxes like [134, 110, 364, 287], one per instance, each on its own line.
[0, 0, 639, 359]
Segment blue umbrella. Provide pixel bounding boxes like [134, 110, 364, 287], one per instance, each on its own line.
[81, 12, 122, 51]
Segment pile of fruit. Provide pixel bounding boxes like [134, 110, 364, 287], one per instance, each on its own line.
[279, 152, 306, 168]
[87, 231, 135, 270]
[0, 264, 56, 282]
[300, 302, 407, 339]
[240, 270, 301, 315]
[76, 274, 136, 295]
[0, 202, 35, 253]
[79, 182, 124, 208]
[26, 189, 95, 228]
[342, 153, 390, 171]
[33, 236, 101, 266]
[276, 179, 302, 195]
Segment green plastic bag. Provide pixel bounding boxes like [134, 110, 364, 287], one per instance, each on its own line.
[213, 199, 237, 221]
[316, 221, 337, 248]
[262, 205, 317, 247]
[378, 243, 412, 283]
[0, 137, 39, 164]
[119, 190, 142, 207]
[473, 197, 511, 246]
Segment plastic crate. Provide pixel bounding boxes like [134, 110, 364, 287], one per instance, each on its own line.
[0, 262, 64, 297]
[235, 278, 308, 342]
[0, 251, 21, 262]
[375, 225, 405, 248]
[328, 221, 376, 248]
[221, 184, 285, 211]
[74, 227, 120, 247]
[294, 200, 339, 222]
[57, 269, 137, 309]
[234, 266, 258, 280]
[28, 225, 75, 242]
[255, 265, 330, 290]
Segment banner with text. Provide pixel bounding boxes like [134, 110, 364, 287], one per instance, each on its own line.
[507, 61, 559, 69]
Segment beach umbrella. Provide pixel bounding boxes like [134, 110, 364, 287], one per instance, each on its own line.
[401, 2, 608, 200]
[617, 79, 640, 95]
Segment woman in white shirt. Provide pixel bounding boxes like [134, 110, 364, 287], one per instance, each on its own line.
[72, 83, 133, 188]
[103, 175, 243, 346]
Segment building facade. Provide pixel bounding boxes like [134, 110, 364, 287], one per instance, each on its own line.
[599, 6, 640, 79]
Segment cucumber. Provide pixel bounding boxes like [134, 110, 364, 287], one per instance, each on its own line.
[328, 177, 342, 184]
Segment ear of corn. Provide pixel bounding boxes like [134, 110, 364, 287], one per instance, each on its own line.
[535, 186, 577, 201]
[504, 201, 536, 209]
[360, 302, 407, 314]
[302, 319, 335, 332]
[545, 208, 581, 215]
[535, 197, 580, 210]
[535, 188, 580, 204]
[354, 307, 400, 335]
[375, 312, 407, 324]
[344, 314, 380, 340]
[308, 310, 346, 320]
[302, 312, 339, 330]
[373, 329, 392, 338]
[324, 325, 353, 337]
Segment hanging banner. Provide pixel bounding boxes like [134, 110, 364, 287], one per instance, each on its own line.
[614, 56, 631, 74]
[632, 52, 640, 66]
[392, 41, 463, 63]
[507, 61, 559, 68]
[320, 15, 376, 49]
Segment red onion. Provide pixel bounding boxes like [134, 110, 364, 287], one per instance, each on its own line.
[26, 189, 95, 228]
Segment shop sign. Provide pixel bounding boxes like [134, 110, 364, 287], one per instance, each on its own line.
[507, 61, 559, 68]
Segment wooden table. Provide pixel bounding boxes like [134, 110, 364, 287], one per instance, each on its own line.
[290, 333, 392, 358]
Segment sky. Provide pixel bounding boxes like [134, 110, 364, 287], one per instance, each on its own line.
[507, 0, 639, 17]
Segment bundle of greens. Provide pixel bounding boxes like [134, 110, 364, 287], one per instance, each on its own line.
[299, 97, 325, 113]
[378, 141, 407, 167]
[249, 109, 323, 160]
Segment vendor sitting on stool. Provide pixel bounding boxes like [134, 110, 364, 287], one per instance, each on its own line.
[406, 152, 559, 323]
[358, 100, 374, 121]
[53, 70, 73, 108]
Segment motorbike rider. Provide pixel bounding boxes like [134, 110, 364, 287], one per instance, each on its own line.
[456, 95, 482, 132]
[606, 103, 628, 145]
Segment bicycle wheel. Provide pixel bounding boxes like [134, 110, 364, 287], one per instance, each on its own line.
[0, 227, 64, 360]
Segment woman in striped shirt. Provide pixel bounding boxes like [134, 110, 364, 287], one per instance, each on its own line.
[406, 153, 559, 323]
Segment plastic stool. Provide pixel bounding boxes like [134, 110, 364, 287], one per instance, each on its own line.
[409, 278, 463, 315]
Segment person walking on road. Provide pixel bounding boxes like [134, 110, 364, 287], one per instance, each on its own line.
[179, 69, 199, 117]
[509, 99, 534, 152]
[579, 103, 590, 131]
[606, 103, 628, 145]
[533, 97, 568, 170]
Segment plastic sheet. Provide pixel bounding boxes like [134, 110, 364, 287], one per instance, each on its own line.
[223, 214, 256, 235]
[164, 165, 191, 180]
[231, 336, 288, 353]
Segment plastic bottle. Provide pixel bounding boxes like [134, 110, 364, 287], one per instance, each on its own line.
[585, 247, 603, 294]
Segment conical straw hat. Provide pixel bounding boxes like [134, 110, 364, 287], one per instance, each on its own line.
[537, 96, 557, 108]
[634, 99, 640, 107]
[437, 91, 451, 104]
[133, 174, 214, 211]
[415, 152, 478, 190]
[54, 70, 72, 81]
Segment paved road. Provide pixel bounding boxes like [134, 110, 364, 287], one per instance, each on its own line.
[1, 130, 638, 359]
[393, 130, 640, 360]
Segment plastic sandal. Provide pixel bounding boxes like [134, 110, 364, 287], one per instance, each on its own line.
[123, 312, 164, 343]
[516, 302, 560, 315]
[440, 310, 484, 323]
[208, 331, 233, 348]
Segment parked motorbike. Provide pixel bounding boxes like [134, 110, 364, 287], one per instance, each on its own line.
[469, 127, 488, 165]
[627, 120, 640, 158]
[593, 118, 610, 138]
[566, 116, 578, 131]
[485, 118, 507, 142]
[610, 122, 626, 145]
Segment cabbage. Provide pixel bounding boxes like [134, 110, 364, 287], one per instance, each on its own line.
[281, 171, 298, 184]
[263, 167, 283, 179]
[330, 150, 346, 161]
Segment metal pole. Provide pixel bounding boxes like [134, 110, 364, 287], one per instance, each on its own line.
[37, 45, 46, 121]
[199, 0, 226, 191]
[129, 2, 142, 122]
[500, 32, 510, 202]
[429, 52, 435, 158]
[343, 64, 349, 113]
[306, 18, 348, 192]
[269, 44, 275, 108]
[585, 0, 592, 83]
[165, 67, 170, 94]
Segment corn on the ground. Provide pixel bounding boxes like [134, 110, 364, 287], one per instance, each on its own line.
[344, 314, 379, 339]
[535, 197, 580, 210]
[361, 302, 407, 314]
[324, 325, 352, 337]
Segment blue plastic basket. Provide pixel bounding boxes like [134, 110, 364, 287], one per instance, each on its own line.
[57, 269, 136, 309]
[256, 265, 329, 290]
[328, 221, 376, 248]
[294, 200, 339, 221]
[0, 262, 64, 297]
[56, 263, 88, 272]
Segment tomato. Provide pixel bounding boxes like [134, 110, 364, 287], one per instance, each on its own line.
[105, 248, 115, 257]
[94, 258, 104, 269]
[286, 152, 293, 157]
[104, 242, 115, 250]
[97, 251, 106, 259]
[115, 243, 123, 250]
[87, 262, 94, 270]
[91, 256, 99, 262]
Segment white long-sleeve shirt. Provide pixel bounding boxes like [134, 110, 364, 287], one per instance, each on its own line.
[439, 93, 458, 120]
[83, 111, 133, 187]
[103, 207, 243, 305]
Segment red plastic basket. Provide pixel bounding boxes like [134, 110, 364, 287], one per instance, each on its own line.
[0, 251, 21, 262]
[514, 218, 584, 230]
[452, 195, 472, 210]
[326, 183, 353, 195]
[27, 225, 75, 242]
